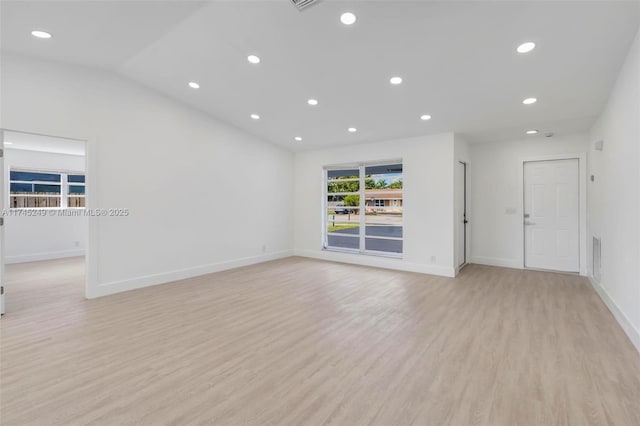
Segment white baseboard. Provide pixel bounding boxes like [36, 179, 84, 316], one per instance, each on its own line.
[5, 249, 85, 264]
[89, 250, 294, 298]
[470, 256, 522, 270]
[294, 249, 456, 277]
[589, 276, 640, 354]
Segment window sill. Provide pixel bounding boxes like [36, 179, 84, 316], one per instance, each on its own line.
[323, 247, 404, 260]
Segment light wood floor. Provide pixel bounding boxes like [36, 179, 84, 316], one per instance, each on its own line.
[1, 257, 639, 425]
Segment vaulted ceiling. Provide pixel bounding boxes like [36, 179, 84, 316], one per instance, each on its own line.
[2, 1, 638, 150]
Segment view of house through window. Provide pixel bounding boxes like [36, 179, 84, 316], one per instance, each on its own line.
[325, 162, 403, 255]
[9, 169, 86, 208]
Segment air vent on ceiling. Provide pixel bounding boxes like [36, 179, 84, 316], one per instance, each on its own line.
[291, 0, 320, 11]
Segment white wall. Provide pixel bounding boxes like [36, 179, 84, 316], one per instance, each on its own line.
[3, 148, 86, 263]
[293, 133, 457, 277]
[1, 54, 293, 297]
[469, 133, 589, 269]
[588, 28, 640, 352]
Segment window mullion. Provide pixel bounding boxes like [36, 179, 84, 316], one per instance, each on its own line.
[61, 173, 68, 208]
[359, 165, 365, 252]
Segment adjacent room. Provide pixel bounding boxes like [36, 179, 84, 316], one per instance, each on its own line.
[1, 131, 87, 314]
[1, 1, 639, 424]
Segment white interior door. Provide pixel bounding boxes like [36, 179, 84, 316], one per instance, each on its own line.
[524, 159, 579, 272]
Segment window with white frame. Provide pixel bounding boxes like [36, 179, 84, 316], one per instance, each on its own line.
[325, 162, 403, 255]
[67, 173, 86, 208]
[9, 169, 85, 209]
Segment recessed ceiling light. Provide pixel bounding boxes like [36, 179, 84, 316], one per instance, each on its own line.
[247, 55, 260, 64]
[340, 12, 357, 25]
[4, 142, 13, 145]
[516, 42, 536, 53]
[188, 82, 200, 89]
[307, 99, 319, 106]
[522, 97, 537, 105]
[390, 76, 403, 85]
[295, 136, 303, 141]
[420, 114, 432, 121]
[31, 30, 52, 39]
[526, 130, 538, 134]
[348, 127, 357, 133]
[250, 114, 260, 120]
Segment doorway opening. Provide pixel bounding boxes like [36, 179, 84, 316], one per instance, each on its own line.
[1, 130, 88, 315]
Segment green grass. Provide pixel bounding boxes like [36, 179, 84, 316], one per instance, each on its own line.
[327, 224, 359, 232]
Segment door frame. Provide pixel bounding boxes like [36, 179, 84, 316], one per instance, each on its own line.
[518, 153, 587, 276]
[0, 128, 98, 305]
[0, 130, 4, 314]
[456, 160, 469, 270]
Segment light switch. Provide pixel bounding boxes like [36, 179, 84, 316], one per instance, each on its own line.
[505, 208, 517, 215]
